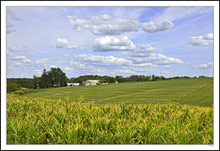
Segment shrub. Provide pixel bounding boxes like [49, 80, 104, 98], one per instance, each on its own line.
[7, 83, 21, 93]
[15, 90, 25, 95]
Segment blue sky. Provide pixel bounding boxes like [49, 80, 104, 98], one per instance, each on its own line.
[6, 6, 214, 78]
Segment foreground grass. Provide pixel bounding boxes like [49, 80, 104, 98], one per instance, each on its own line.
[7, 94, 213, 144]
[23, 78, 213, 106]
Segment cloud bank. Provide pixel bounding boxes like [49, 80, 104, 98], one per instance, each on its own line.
[67, 14, 139, 35]
[188, 33, 213, 46]
[122, 44, 183, 65]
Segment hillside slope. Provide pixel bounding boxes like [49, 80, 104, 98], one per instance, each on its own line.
[23, 78, 213, 106]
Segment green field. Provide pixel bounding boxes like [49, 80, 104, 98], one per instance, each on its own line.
[23, 77, 213, 106]
[7, 77, 214, 144]
[7, 94, 213, 144]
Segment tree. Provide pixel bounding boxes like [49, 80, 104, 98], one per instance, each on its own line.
[33, 67, 68, 89]
[115, 76, 124, 83]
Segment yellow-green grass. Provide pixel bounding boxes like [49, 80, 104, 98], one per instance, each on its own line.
[23, 78, 213, 106]
[7, 94, 213, 144]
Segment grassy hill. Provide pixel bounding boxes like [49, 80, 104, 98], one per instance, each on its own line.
[7, 77, 214, 144]
[23, 77, 213, 106]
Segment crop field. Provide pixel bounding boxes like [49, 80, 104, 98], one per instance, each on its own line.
[7, 94, 213, 144]
[7, 78, 214, 144]
[23, 78, 213, 106]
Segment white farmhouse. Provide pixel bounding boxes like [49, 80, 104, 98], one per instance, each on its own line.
[67, 83, 80, 87]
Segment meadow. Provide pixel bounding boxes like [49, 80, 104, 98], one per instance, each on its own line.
[23, 77, 213, 106]
[7, 77, 214, 144]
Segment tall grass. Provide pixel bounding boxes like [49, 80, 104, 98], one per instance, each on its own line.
[7, 94, 213, 144]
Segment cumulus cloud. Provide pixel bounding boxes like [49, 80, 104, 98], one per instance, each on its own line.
[56, 38, 68, 48]
[72, 54, 133, 67]
[188, 33, 214, 46]
[131, 53, 183, 65]
[67, 14, 139, 35]
[122, 44, 155, 57]
[142, 20, 174, 33]
[35, 58, 49, 64]
[64, 67, 74, 71]
[70, 61, 85, 68]
[122, 44, 183, 65]
[56, 38, 79, 49]
[12, 55, 31, 63]
[194, 62, 213, 69]
[93, 36, 136, 52]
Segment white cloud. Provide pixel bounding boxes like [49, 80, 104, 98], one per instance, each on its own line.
[73, 54, 133, 67]
[35, 58, 49, 64]
[188, 33, 213, 46]
[32, 69, 42, 75]
[8, 45, 30, 52]
[194, 62, 213, 69]
[131, 53, 183, 65]
[64, 67, 74, 71]
[133, 62, 156, 67]
[56, 38, 68, 48]
[70, 61, 85, 68]
[67, 14, 139, 35]
[142, 20, 174, 33]
[56, 38, 79, 49]
[66, 45, 78, 49]
[51, 65, 57, 68]
[12, 55, 31, 63]
[118, 69, 136, 74]
[122, 44, 155, 57]
[14, 62, 21, 66]
[93, 36, 136, 52]
[122, 44, 183, 65]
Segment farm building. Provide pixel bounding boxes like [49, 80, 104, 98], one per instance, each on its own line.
[67, 83, 80, 87]
[83, 80, 100, 86]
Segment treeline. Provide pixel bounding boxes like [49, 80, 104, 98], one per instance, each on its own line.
[7, 67, 212, 92]
[68, 75, 166, 84]
[7, 78, 34, 92]
[69, 75, 116, 84]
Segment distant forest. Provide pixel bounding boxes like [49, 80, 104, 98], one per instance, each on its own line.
[7, 67, 212, 92]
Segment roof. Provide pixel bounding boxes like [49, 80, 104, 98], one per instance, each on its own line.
[87, 80, 99, 83]
[67, 83, 79, 84]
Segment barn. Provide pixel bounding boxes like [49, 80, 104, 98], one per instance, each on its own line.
[83, 80, 100, 86]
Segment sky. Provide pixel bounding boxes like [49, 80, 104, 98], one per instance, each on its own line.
[6, 6, 214, 78]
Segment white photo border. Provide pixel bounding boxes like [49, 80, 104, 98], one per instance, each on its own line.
[1, 1, 219, 150]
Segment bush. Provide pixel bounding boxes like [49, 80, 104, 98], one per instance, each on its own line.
[7, 83, 21, 93]
[15, 90, 25, 95]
